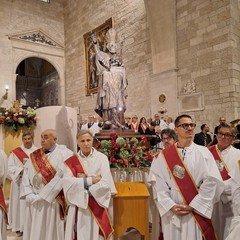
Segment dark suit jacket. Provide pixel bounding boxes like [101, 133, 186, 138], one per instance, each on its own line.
[194, 132, 212, 146]
[214, 125, 220, 138]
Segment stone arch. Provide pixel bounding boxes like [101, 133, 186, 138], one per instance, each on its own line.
[8, 30, 65, 106]
[12, 52, 64, 106]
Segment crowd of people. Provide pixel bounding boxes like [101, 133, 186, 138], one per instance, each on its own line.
[1, 129, 115, 240]
[0, 113, 239, 240]
[149, 114, 240, 240]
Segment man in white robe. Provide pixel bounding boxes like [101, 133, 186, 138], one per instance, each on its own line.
[21, 129, 73, 240]
[8, 131, 37, 236]
[62, 129, 117, 240]
[226, 160, 240, 240]
[209, 123, 240, 240]
[150, 114, 224, 240]
[0, 149, 7, 240]
[148, 128, 177, 240]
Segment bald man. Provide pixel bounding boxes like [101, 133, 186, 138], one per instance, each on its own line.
[21, 129, 73, 240]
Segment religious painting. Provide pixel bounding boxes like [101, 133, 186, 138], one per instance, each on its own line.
[83, 17, 113, 96]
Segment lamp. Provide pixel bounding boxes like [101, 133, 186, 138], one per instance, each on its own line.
[2, 85, 9, 100]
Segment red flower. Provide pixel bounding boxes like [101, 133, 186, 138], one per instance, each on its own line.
[142, 136, 147, 143]
[111, 141, 118, 149]
[110, 157, 117, 163]
[146, 154, 153, 161]
[110, 132, 118, 140]
[132, 148, 138, 154]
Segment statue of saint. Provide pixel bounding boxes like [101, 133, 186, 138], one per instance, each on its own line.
[91, 28, 128, 129]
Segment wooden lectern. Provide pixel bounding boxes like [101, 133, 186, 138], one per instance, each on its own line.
[113, 182, 150, 240]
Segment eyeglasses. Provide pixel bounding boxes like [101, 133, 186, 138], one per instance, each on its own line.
[217, 132, 234, 139]
[177, 123, 196, 129]
[162, 137, 172, 142]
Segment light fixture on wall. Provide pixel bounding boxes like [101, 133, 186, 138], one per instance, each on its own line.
[2, 85, 9, 100]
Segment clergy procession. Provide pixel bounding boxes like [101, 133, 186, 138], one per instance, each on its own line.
[0, 114, 238, 240]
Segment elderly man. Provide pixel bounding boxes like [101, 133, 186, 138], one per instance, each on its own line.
[149, 129, 177, 240]
[150, 114, 224, 240]
[209, 123, 240, 240]
[8, 132, 37, 237]
[0, 149, 7, 240]
[62, 129, 117, 240]
[21, 129, 73, 240]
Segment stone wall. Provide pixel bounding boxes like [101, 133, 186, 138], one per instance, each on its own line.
[176, 0, 240, 130]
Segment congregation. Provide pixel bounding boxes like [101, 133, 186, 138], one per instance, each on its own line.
[0, 114, 240, 240]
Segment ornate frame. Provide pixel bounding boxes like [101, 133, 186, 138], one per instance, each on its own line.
[83, 18, 113, 96]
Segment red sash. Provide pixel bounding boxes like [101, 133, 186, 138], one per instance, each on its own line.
[0, 187, 7, 222]
[64, 155, 114, 240]
[12, 147, 29, 164]
[131, 122, 139, 131]
[140, 123, 147, 133]
[208, 145, 230, 181]
[30, 149, 67, 220]
[162, 145, 217, 240]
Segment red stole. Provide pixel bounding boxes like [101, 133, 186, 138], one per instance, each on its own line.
[64, 155, 114, 240]
[162, 145, 217, 240]
[30, 149, 67, 219]
[12, 147, 29, 164]
[0, 187, 7, 222]
[140, 123, 147, 133]
[131, 122, 139, 132]
[208, 145, 230, 181]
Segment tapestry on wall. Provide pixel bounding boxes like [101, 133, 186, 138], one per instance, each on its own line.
[83, 17, 113, 96]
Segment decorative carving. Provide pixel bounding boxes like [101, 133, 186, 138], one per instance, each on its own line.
[19, 32, 57, 46]
[183, 79, 196, 95]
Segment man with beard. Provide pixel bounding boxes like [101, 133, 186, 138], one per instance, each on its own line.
[8, 132, 37, 237]
[150, 114, 224, 240]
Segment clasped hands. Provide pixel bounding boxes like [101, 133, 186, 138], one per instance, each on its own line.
[92, 175, 101, 184]
[171, 204, 193, 216]
[26, 193, 42, 205]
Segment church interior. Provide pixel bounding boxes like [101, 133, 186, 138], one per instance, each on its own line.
[1, 0, 240, 239]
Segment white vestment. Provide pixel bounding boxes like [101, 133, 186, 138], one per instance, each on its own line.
[225, 158, 240, 240]
[62, 148, 117, 240]
[8, 144, 37, 232]
[0, 150, 7, 240]
[81, 122, 100, 136]
[150, 143, 224, 240]
[21, 144, 73, 240]
[211, 145, 240, 240]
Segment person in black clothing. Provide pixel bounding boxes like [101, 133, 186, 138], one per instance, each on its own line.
[214, 116, 226, 138]
[194, 124, 212, 146]
[145, 121, 161, 149]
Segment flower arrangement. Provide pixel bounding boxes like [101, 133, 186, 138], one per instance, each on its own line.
[96, 132, 153, 170]
[0, 100, 37, 131]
